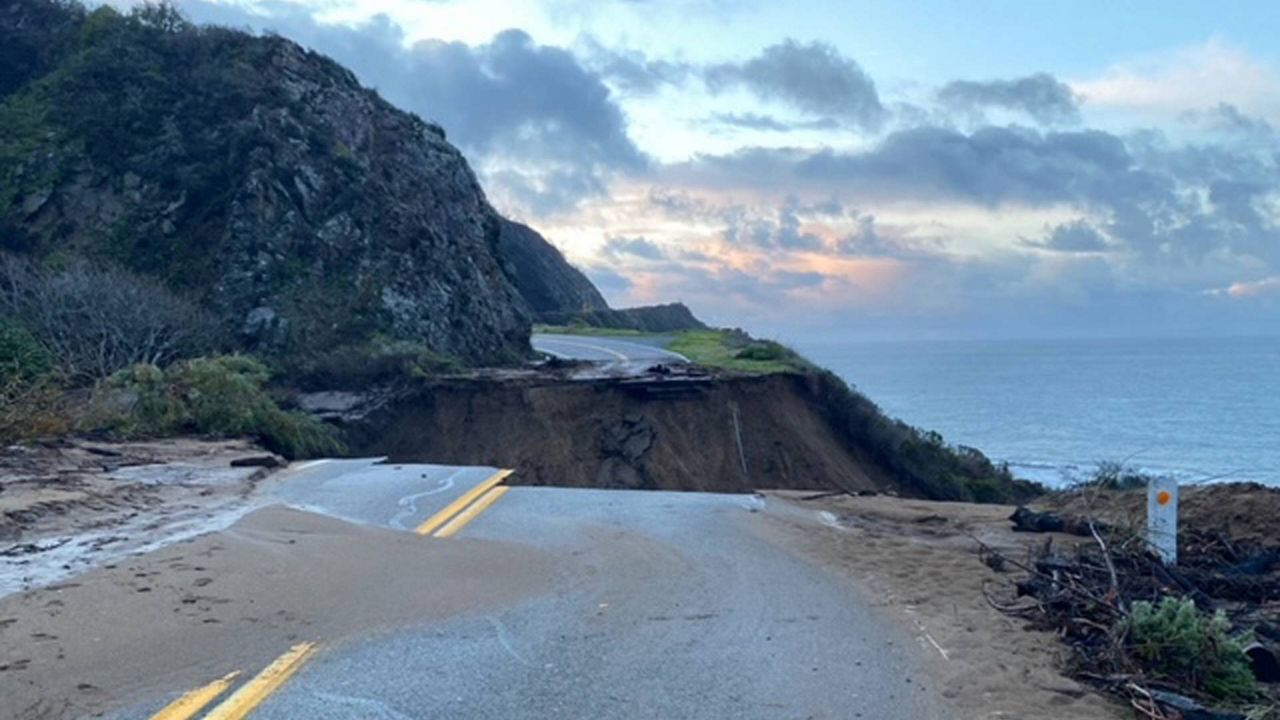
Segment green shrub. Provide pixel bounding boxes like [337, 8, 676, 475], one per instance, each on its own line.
[0, 376, 68, 444]
[88, 355, 343, 459]
[1125, 597, 1256, 701]
[0, 317, 54, 383]
[733, 340, 789, 362]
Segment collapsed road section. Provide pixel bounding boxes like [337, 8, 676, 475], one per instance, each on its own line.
[338, 369, 897, 495]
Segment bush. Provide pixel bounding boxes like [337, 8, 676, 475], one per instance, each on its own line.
[86, 355, 343, 459]
[734, 340, 789, 362]
[0, 317, 54, 383]
[0, 254, 222, 380]
[0, 376, 69, 444]
[1125, 597, 1256, 701]
[1075, 460, 1154, 491]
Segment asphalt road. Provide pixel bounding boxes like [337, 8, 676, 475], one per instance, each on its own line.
[97, 462, 947, 719]
[532, 333, 689, 364]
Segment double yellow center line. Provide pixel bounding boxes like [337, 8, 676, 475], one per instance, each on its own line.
[149, 642, 317, 720]
[415, 468, 514, 537]
[148, 469, 513, 719]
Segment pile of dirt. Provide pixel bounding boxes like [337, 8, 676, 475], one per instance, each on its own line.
[1046, 482, 1280, 546]
[346, 373, 899, 495]
[986, 486, 1280, 718]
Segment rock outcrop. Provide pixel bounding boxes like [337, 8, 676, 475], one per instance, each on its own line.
[495, 219, 609, 320]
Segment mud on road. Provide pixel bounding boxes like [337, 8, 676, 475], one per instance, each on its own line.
[0, 439, 280, 596]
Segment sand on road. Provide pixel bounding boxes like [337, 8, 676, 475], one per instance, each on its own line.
[0, 505, 558, 719]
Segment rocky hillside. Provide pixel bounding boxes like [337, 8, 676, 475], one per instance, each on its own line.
[496, 219, 610, 320]
[0, 1, 656, 367]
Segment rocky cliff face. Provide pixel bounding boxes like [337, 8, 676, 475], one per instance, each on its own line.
[1, 2, 579, 364]
[495, 219, 610, 320]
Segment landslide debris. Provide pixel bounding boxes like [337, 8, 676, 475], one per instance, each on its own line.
[984, 484, 1280, 719]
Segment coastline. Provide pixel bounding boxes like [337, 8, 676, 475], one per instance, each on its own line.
[795, 335, 1280, 489]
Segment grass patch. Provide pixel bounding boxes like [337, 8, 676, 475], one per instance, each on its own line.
[668, 329, 809, 374]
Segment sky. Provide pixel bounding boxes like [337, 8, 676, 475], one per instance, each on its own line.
[121, 0, 1280, 341]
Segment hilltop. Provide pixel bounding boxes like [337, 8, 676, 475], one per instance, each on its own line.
[1, 0, 692, 368]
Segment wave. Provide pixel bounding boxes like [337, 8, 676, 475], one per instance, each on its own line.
[1004, 458, 1239, 488]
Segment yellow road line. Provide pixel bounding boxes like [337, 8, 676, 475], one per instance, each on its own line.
[414, 469, 513, 536]
[202, 642, 318, 720]
[148, 671, 240, 720]
[434, 486, 511, 538]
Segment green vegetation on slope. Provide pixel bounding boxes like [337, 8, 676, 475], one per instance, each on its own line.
[83, 355, 343, 459]
[805, 367, 1041, 503]
[668, 329, 810, 374]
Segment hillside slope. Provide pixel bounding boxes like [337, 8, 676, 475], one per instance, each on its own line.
[0, 1, 635, 365]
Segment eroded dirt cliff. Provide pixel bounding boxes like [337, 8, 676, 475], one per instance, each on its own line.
[347, 373, 898, 494]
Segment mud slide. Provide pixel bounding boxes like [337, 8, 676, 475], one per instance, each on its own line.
[347, 374, 898, 494]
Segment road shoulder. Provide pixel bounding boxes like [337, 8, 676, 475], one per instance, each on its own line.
[755, 491, 1128, 720]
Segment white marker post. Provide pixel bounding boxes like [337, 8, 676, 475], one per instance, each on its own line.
[1147, 477, 1178, 565]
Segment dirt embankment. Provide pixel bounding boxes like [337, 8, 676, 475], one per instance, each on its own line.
[346, 373, 899, 495]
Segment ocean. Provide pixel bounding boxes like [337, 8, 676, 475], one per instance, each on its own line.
[794, 336, 1280, 488]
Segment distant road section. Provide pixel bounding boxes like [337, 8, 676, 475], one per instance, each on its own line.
[532, 333, 689, 364]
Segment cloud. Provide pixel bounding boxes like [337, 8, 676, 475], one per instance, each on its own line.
[836, 215, 944, 259]
[1206, 276, 1280, 298]
[654, 121, 1280, 316]
[721, 202, 826, 252]
[708, 112, 840, 132]
[586, 38, 885, 131]
[180, 2, 644, 215]
[670, 126, 1152, 209]
[1184, 103, 1278, 144]
[1020, 220, 1110, 252]
[704, 40, 886, 130]
[1071, 39, 1280, 120]
[938, 73, 1081, 125]
[577, 36, 693, 95]
[602, 235, 667, 260]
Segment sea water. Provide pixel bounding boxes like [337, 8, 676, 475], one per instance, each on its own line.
[795, 336, 1280, 487]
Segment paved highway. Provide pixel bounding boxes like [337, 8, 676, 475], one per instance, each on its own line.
[71, 462, 947, 719]
[532, 333, 688, 365]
